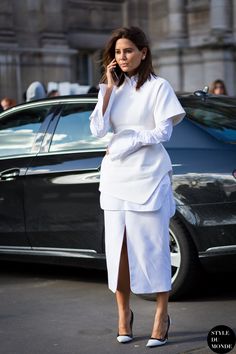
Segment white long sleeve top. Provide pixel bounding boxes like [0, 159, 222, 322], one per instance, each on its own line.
[89, 73, 186, 205]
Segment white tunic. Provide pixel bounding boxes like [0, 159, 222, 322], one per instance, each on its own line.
[89, 73, 186, 293]
[90, 74, 185, 204]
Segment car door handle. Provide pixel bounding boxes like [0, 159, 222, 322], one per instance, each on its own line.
[0, 168, 21, 181]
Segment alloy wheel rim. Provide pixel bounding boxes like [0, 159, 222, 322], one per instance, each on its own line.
[169, 228, 181, 283]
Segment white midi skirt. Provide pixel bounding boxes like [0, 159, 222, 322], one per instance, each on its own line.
[100, 173, 175, 294]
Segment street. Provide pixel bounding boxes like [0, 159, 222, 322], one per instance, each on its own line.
[0, 260, 235, 354]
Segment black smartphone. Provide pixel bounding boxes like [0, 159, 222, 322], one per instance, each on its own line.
[111, 65, 122, 83]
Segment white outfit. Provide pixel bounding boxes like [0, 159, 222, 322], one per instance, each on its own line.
[89, 73, 186, 294]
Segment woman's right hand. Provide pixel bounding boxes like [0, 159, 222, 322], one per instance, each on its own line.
[102, 59, 119, 115]
[106, 59, 119, 88]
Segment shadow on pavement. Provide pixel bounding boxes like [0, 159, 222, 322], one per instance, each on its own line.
[0, 260, 235, 301]
[182, 270, 236, 302]
[0, 260, 107, 284]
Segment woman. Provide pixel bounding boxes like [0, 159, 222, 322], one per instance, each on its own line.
[209, 79, 228, 95]
[89, 26, 185, 348]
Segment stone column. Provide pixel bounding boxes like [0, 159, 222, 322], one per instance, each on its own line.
[210, 0, 232, 35]
[232, 0, 236, 38]
[40, 0, 67, 47]
[153, 0, 187, 91]
[39, 0, 74, 85]
[167, 0, 187, 42]
[0, 0, 16, 46]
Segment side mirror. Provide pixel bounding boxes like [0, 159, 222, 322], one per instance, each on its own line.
[194, 86, 209, 101]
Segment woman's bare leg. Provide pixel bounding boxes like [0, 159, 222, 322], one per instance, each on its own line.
[115, 227, 132, 334]
[151, 291, 169, 338]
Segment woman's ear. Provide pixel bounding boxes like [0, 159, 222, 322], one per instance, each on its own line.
[141, 47, 147, 60]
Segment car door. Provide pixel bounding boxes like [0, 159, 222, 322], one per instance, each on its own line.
[24, 100, 113, 255]
[0, 104, 53, 248]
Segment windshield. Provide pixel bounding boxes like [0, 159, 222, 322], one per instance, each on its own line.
[180, 96, 236, 144]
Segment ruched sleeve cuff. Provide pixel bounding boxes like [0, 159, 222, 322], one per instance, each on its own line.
[107, 118, 173, 160]
[89, 83, 116, 138]
[135, 117, 173, 145]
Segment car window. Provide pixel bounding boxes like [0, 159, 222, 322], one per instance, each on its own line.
[180, 97, 236, 144]
[0, 106, 51, 158]
[49, 103, 113, 152]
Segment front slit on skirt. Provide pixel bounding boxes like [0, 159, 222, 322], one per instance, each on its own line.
[103, 198, 172, 294]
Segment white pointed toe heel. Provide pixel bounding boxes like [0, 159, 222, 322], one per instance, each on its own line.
[117, 309, 134, 343]
[146, 337, 167, 347]
[146, 314, 171, 348]
[117, 334, 133, 343]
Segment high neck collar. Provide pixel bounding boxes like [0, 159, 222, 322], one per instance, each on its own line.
[124, 73, 139, 87]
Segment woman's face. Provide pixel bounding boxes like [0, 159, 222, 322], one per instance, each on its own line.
[214, 83, 225, 95]
[115, 38, 147, 77]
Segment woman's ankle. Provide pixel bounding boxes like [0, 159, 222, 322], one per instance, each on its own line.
[154, 311, 168, 322]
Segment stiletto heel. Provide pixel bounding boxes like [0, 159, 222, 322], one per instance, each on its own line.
[117, 309, 134, 343]
[146, 314, 171, 348]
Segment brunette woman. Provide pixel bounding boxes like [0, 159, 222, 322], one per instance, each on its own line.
[89, 26, 185, 348]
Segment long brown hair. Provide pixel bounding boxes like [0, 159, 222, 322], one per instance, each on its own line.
[100, 26, 156, 90]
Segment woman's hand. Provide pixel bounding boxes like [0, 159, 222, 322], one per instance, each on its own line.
[106, 129, 142, 161]
[101, 59, 120, 117]
[106, 147, 109, 155]
[106, 59, 119, 87]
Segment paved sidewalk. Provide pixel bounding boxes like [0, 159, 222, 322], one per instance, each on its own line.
[0, 261, 235, 354]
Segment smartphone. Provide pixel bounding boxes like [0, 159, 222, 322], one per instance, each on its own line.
[111, 64, 122, 83]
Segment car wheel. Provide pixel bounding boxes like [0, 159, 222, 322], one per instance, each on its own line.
[139, 216, 200, 301]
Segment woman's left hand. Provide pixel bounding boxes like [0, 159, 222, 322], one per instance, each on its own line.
[106, 129, 142, 160]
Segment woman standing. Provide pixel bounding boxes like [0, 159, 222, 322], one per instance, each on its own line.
[89, 26, 185, 348]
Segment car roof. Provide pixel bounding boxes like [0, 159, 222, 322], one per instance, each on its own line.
[0, 94, 98, 118]
[1, 92, 236, 119]
[11, 92, 236, 106]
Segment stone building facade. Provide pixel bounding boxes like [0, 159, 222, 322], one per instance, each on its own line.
[151, 0, 236, 95]
[0, 0, 236, 102]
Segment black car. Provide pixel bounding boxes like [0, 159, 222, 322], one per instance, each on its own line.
[0, 93, 236, 299]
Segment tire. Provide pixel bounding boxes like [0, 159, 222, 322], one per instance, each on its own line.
[140, 216, 200, 301]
